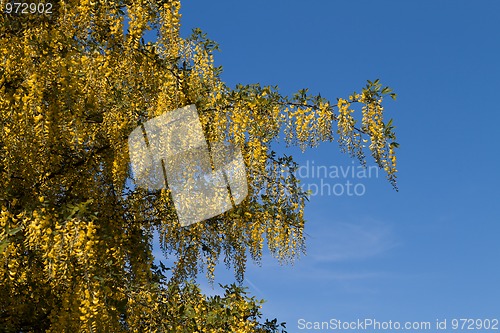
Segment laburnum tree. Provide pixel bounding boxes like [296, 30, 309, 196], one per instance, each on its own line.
[0, 1, 399, 332]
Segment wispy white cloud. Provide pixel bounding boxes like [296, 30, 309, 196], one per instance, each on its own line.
[306, 218, 399, 262]
[232, 217, 401, 300]
[151, 218, 401, 302]
[245, 277, 266, 299]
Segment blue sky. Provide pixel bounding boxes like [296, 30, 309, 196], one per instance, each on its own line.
[170, 1, 500, 331]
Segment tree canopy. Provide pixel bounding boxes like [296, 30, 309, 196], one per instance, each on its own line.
[0, 1, 398, 332]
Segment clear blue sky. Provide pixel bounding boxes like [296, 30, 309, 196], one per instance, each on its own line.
[170, 1, 500, 331]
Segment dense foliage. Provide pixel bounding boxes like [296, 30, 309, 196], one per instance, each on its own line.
[0, 1, 398, 331]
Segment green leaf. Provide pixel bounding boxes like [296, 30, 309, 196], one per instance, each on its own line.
[382, 86, 392, 94]
[0, 239, 9, 254]
[7, 226, 22, 236]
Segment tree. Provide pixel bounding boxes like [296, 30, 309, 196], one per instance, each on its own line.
[0, 1, 398, 332]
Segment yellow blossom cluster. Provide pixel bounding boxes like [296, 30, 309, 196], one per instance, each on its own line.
[1, 1, 398, 331]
